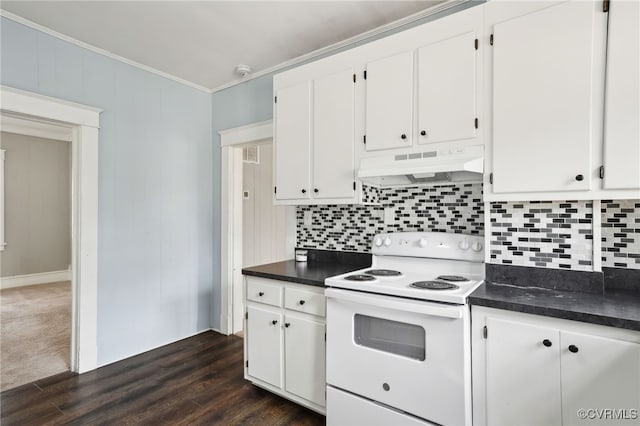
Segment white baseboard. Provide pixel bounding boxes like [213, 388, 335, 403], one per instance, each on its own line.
[0, 269, 72, 289]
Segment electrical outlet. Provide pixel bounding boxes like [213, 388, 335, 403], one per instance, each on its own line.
[304, 211, 312, 226]
[384, 207, 394, 225]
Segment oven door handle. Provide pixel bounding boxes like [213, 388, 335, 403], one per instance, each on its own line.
[325, 288, 463, 319]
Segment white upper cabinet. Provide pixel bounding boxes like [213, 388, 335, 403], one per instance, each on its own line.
[417, 31, 478, 145]
[313, 68, 356, 199]
[363, 6, 482, 152]
[365, 51, 414, 151]
[274, 81, 312, 201]
[602, 0, 640, 190]
[488, 0, 603, 194]
[274, 69, 357, 205]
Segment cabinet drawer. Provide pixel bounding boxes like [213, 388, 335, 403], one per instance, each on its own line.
[247, 279, 283, 307]
[285, 287, 325, 317]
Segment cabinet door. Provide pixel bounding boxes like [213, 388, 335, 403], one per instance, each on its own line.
[561, 331, 640, 426]
[603, 0, 640, 190]
[313, 68, 355, 199]
[246, 305, 282, 387]
[274, 82, 311, 200]
[417, 31, 477, 144]
[365, 51, 413, 151]
[490, 1, 602, 193]
[485, 317, 562, 426]
[284, 313, 326, 407]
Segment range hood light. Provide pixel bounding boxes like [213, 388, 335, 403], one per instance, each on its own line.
[412, 172, 436, 179]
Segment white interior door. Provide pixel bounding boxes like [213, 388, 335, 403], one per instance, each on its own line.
[417, 31, 477, 144]
[365, 51, 414, 151]
[602, 0, 640, 190]
[485, 317, 562, 426]
[560, 331, 640, 426]
[274, 81, 311, 200]
[313, 68, 355, 199]
[491, 1, 600, 193]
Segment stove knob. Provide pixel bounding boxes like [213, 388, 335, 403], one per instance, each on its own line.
[383, 237, 392, 247]
[458, 239, 470, 251]
[471, 241, 483, 252]
[418, 237, 428, 248]
[375, 237, 383, 247]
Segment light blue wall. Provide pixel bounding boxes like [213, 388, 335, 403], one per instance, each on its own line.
[1, 17, 213, 366]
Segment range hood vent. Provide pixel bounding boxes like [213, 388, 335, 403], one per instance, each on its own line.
[357, 145, 484, 187]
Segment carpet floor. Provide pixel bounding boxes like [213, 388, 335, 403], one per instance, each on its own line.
[1, 281, 71, 391]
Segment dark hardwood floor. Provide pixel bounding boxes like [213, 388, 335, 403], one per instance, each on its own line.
[0, 331, 325, 425]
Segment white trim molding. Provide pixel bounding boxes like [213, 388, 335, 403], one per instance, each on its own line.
[1, 114, 73, 141]
[0, 85, 101, 374]
[219, 120, 273, 335]
[1, 269, 72, 289]
[219, 120, 273, 147]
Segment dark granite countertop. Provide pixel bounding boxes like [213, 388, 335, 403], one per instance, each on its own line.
[469, 282, 640, 331]
[242, 260, 367, 287]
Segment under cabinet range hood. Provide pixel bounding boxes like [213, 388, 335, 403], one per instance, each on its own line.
[357, 145, 484, 187]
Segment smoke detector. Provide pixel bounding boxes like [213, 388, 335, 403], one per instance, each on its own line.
[234, 64, 252, 78]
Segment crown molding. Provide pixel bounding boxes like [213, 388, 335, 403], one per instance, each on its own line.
[2, 0, 470, 94]
[0, 10, 212, 94]
[210, 0, 469, 93]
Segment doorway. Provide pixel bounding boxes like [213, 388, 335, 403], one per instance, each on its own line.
[220, 121, 295, 335]
[0, 85, 100, 375]
[0, 123, 72, 390]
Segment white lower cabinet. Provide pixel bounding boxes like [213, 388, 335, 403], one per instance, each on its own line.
[284, 313, 326, 406]
[244, 276, 326, 414]
[472, 306, 640, 426]
[246, 305, 282, 387]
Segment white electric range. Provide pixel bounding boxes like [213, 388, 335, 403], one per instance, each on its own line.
[325, 231, 484, 426]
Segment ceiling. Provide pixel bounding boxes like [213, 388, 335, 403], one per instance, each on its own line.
[1, 1, 447, 92]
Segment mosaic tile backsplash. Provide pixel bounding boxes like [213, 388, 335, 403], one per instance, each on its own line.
[489, 201, 593, 271]
[601, 200, 640, 269]
[296, 183, 484, 252]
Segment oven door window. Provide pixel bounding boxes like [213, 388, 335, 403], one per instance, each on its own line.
[354, 314, 426, 361]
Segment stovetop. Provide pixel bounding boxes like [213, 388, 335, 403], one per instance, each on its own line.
[325, 232, 485, 305]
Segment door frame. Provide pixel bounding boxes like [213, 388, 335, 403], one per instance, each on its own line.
[219, 120, 273, 335]
[0, 85, 101, 373]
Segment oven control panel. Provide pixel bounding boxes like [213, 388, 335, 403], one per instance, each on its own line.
[372, 232, 484, 262]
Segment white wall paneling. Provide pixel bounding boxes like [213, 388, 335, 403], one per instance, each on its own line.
[0, 85, 101, 374]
